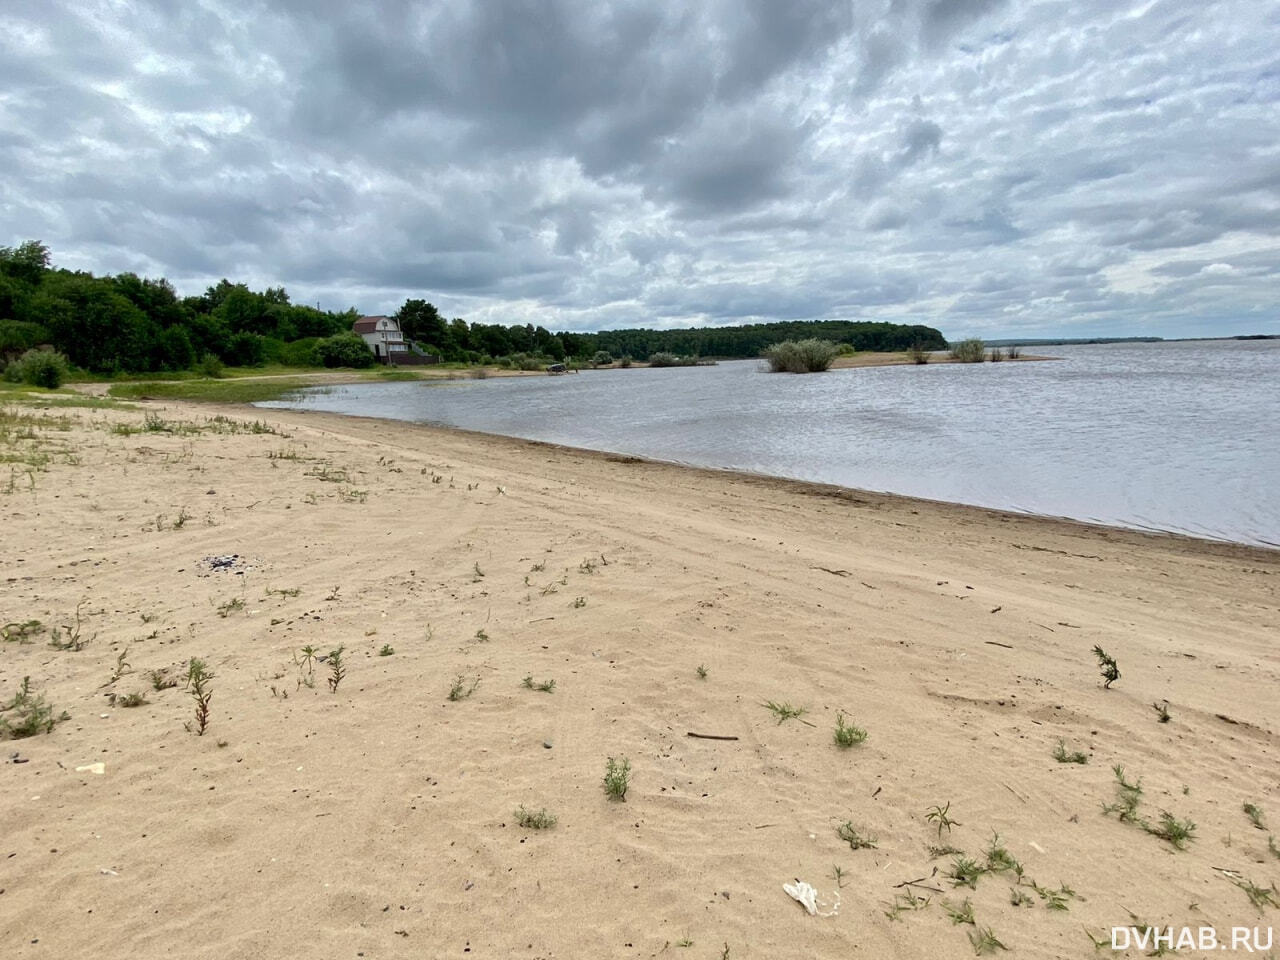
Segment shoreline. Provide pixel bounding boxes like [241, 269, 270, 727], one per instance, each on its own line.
[3, 392, 1277, 959]
[269, 402, 1276, 560]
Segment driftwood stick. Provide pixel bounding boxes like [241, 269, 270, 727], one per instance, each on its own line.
[686, 732, 739, 741]
[984, 641, 1014, 649]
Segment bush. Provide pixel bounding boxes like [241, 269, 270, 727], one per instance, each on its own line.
[498, 352, 551, 371]
[195, 353, 225, 378]
[906, 342, 931, 364]
[948, 338, 985, 363]
[316, 332, 375, 368]
[647, 351, 698, 367]
[224, 331, 267, 367]
[619, 355, 632, 368]
[761, 339, 840, 373]
[591, 350, 613, 367]
[6, 349, 69, 388]
[280, 338, 321, 367]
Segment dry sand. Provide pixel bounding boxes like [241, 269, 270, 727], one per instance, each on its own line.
[1, 395, 1277, 959]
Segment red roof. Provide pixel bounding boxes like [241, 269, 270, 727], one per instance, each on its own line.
[353, 316, 387, 334]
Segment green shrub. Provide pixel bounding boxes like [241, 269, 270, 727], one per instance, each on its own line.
[591, 350, 613, 367]
[196, 353, 226, 378]
[619, 355, 632, 368]
[761, 339, 840, 373]
[948, 338, 985, 363]
[906, 342, 931, 364]
[7, 349, 69, 388]
[280, 338, 321, 367]
[648, 351, 698, 367]
[317, 333, 375, 368]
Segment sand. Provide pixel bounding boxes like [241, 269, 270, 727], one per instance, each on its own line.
[1, 394, 1277, 959]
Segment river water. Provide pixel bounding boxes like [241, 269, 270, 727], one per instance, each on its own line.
[258, 339, 1280, 548]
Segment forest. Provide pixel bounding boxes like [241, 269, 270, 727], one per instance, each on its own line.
[0, 241, 946, 374]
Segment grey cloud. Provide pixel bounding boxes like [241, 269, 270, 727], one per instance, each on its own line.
[0, 0, 1277, 338]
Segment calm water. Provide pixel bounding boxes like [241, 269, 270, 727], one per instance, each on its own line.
[259, 340, 1280, 548]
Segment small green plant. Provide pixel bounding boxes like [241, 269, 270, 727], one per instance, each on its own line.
[216, 597, 245, 618]
[763, 700, 806, 724]
[831, 865, 846, 887]
[948, 855, 985, 889]
[676, 938, 693, 948]
[326, 646, 345, 693]
[1102, 765, 1144, 822]
[186, 658, 213, 736]
[927, 801, 961, 836]
[515, 806, 558, 830]
[906, 341, 931, 364]
[696, 664, 708, 679]
[1031, 881, 1077, 911]
[603, 756, 631, 801]
[1152, 700, 1170, 723]
[118, 691, 148, 708]
[1243, 803, 1266, 830]
[0, 677, 69, 738]
[521, 675, 555, 693]
[472, 562, 485, 581]
[378, 643, 395, 656]
[984, 834, 1020, 874]
[474, 628, 489, 642]
[149, 669, 177, 691]
[1229, 874, 1279, 911]
[571, 596, 586, 608]
[968, 926, 1007, 955]
[928, 843, 964, 859]
[943, 898, 975, 925]
[1009, 888, 1034, 907]
[884, 891, 931, 920]
[448, 675, 479, 701]
[49, 600, 92, 651]
[833, 713, 868, 748]
[1145, 811, 1196, 850]
[1092, 645, 1120, 688]
[1052, 739, 1089, 764]
[836, 821, 877, 850]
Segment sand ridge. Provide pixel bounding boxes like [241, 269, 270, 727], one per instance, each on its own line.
[1, 395, 1277, 958]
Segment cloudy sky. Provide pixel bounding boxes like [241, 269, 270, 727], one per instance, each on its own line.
[2, 1, 1277, 338]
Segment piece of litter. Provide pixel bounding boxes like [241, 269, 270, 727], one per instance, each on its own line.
[1028, 840, 1045, 854]
[75, 763, 105, 775]
[783, 879, 840, 917]
[99, 868, 119, 876]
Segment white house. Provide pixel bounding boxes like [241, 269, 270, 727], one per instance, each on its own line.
[353, 315, 408, 363]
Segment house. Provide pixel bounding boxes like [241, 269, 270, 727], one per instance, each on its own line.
[353, 315, 409, 363]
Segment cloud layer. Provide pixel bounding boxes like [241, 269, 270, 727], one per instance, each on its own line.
[2, 0, 1277, 337]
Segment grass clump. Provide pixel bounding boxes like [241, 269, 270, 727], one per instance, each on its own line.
[761, 339, 840, 373]
[696, 664, 708, 680]
[1052, 739, 1089, 764]
[515, 806, 558, 830]
[1230, 875, 1279, 911]
[1102, 765, 1196, 849]
[833, 712, 868, 748]
[378, 643, 395, 657]
[968, 926, 1007, 955]
[1151, 699, 1171, 723]
[1243, 802, 1266, 830]
[603, 756, 631, 801]
[521, 675, 555, 693]
[4, 349, 69, 388]
[0, 677, 69, 738]
[836, 821, 878, 850]
[948, 855, 985, 889]
[763, 700, 807, 724]
[943, 898, 975, 925]
[117, 691, 148, 708]
[1145, 811, 1197, 850]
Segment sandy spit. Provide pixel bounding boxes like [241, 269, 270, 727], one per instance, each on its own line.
[1, 397, 1276, 959]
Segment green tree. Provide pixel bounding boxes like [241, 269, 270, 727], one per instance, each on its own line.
[0, 241, 51, 285]
[393, 299, 447, 346]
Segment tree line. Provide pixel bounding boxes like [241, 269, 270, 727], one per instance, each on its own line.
[1, 241, 946, 374]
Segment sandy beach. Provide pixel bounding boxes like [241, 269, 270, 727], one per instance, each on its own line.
[2, 394, 1277, 959]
